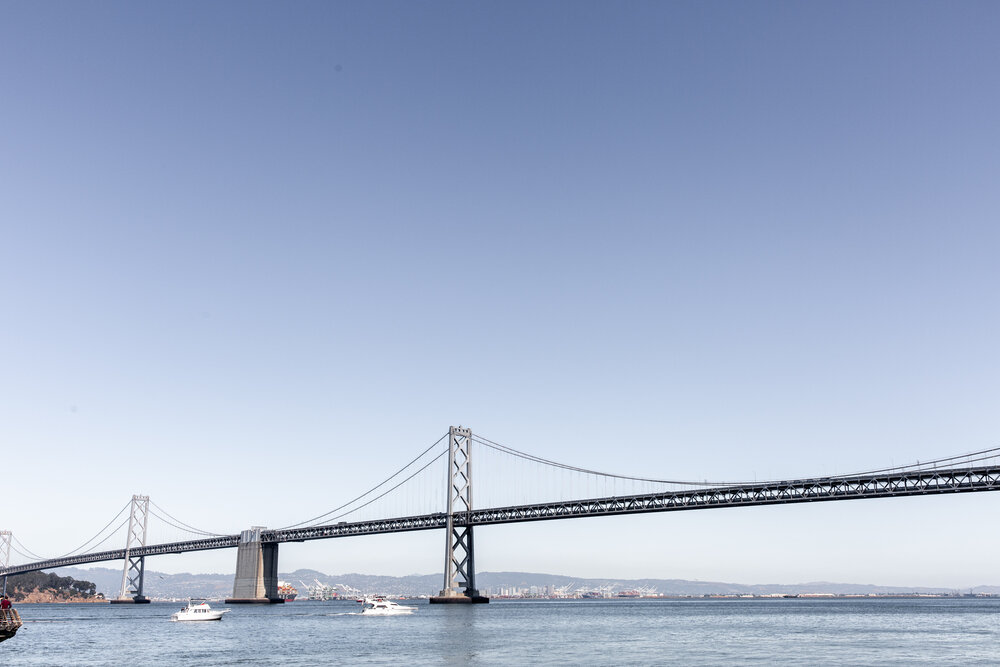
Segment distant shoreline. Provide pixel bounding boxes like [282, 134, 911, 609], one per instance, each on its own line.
[489, 593, 1000, 600]
[52, 566, 999, 600]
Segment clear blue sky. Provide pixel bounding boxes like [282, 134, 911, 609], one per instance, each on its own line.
[2, 1, 998, 587]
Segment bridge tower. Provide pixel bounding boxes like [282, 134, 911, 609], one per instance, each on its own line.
[112, 495, 150, 604]
[430, 426, 488, 603]
[1, 530, 10, 596]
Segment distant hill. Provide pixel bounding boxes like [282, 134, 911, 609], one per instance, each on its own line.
[53, 567, 232, 600]
[53, 566, 987, 600]
[7, 571, 101, 603]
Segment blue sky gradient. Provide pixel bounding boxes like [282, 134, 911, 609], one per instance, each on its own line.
[2, 1, 998, 585]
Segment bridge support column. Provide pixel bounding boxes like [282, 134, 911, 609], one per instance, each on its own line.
[1, 530, 9, 597]
[431, 426, 488, 604]
[111, 495, 150, 604]
[225, 527, 283, 604]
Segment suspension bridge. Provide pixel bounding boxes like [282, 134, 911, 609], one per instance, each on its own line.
[3, 426, 1000, 604]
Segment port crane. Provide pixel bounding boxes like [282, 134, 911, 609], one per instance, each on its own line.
[298, 578, 363, 600]
[297, 579, 332, 600]
[576, 584, 616, 598]
[552, 584, 575, 598]
[334, 583, 362, 599]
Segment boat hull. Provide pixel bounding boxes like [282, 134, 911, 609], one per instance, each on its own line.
[360, 597, 418, 615]
[171, 602, 230, 621]
[172, 611, 229, 621]
[0, 609, 22, 642]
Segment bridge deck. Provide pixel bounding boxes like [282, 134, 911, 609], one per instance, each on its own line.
[3, 464, 998, 577]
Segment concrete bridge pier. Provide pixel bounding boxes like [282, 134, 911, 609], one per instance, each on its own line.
[225, 528, 283, 604]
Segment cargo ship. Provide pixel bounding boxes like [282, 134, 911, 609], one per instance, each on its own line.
[277, 581, 298, 602]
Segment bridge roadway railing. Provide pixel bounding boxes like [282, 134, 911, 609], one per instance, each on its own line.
[464, 464, 1000, 526]
[0, 513, 450, 577]
[3, 465, 999, 576]
[263, 511, 448, 543]
[0, 535, 241, 577]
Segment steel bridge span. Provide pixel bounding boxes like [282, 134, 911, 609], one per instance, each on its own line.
[4, 455, 1000, 598]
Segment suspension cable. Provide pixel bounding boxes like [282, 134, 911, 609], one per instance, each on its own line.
[149, 501, 224, 536]
[8, 542, 39, 562]
[148, 507, 222, 537]
[73, 516, 132, 555]
[276, 432, 449, 530]
[836, 447, 1000, 478]
[472, 434, 741, 486]
[16, 515, 134, 563]
[11, 535, 47, 561]
[303, 448, 448, 527]
[43, 501, 132, 560]
[473, 434, 1000, 488]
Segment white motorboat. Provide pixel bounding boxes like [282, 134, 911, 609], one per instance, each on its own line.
[360, 596, 417, 615]
[171, 600, 230, 621]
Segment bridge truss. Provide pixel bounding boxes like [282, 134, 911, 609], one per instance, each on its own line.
[3, 462, 1000, 578]
[467, 465, 1000, 525]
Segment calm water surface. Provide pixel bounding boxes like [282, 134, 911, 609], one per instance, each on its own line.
[3, 598, 999, 665]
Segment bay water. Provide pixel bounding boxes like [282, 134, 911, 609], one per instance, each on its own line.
[3, 597, 998, 665]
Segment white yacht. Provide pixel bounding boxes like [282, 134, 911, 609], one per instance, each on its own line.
[171, 600, 230, 621]
[360, 596, 417, 615]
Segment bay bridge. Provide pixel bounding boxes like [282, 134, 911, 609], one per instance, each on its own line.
[3, 426, 1000, 604]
